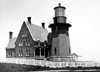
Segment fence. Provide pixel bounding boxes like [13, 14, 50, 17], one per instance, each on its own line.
[0, 58, 100, 68]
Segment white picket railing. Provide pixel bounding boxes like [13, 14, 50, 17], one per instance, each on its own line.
[0, 58, 100, 68]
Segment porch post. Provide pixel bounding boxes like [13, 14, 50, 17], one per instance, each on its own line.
[34, 49, 35, 57]
[48, 50, 49, 57]
[44, 48, 45, 57]
[40, 48, 41, 58]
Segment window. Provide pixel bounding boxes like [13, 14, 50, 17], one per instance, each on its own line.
[18, 40, 23, 46]
[22, 31, 27, 37]
[25, 49, 31, 56]
[19, 42, 23, 46]
[8, 51, 12, 56]
[54, 48, 57, 55]
[25, 42, 30, 46]
[19, 49, 23, 56]
[69, 48, 71, 54]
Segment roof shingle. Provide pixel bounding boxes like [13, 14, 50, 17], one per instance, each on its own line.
[6, 38, 16, 49]
[25, 22, 48, 42]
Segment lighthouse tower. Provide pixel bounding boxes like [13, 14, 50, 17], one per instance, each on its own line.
[48, 3, 72, 61]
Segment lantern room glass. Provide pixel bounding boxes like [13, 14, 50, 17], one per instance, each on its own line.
[55, 8, 65, 17]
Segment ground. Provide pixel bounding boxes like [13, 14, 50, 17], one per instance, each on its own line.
[0, 63, 100, 72]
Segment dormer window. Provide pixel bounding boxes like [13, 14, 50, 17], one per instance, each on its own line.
[22, 31, 27, 37]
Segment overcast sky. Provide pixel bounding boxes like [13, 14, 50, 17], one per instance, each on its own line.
[0, 0, 100, 61]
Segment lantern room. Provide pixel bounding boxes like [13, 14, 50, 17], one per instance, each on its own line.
[54, 3, 66, 17]
[53, 3, 67, 24]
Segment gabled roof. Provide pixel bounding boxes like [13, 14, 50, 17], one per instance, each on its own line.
[6, 38, 16, 49]
[6, 21, 48, 49]
[25, 22, 48, 42]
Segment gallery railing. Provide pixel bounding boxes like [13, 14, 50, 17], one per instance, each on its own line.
[0, 58, 100, 68]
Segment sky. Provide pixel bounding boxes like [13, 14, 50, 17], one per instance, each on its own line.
[0, 0, 100, 61]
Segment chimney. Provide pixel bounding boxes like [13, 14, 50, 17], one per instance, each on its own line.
[27, 17, 31, 24]
[9, 32, 13, 39]
[41, 22, 45, 29]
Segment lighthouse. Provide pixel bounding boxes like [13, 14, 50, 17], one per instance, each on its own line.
[48, 3, 72, 61]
